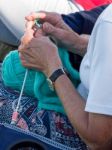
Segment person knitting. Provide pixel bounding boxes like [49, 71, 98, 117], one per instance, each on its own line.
[2, 22, 80, 114]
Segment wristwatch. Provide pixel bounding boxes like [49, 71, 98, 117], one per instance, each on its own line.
[47, 68, 65, 91]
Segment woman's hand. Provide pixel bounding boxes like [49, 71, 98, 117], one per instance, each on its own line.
[26, 12, 81, 50]
[25, 12, 88, 56]
[19, 22, 62, 77]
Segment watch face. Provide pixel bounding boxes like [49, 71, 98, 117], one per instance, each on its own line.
[47, 78, 54, 91]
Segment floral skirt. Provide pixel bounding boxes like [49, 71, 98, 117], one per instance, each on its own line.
[0, 64, 87, 150]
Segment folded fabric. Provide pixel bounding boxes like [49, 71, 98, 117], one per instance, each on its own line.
[2, 48, 80, 114]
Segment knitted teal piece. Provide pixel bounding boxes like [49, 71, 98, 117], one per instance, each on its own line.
[2, 48, 80, 114]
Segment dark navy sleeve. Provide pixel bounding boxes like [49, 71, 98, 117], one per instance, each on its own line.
[62, 4, 108, 34]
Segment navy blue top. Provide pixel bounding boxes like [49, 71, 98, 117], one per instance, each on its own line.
[62, 4, 108, 34]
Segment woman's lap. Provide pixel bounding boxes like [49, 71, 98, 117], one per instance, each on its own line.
[0, 63, 87, 149]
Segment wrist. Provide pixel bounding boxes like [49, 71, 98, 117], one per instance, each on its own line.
[65, 31, 80, 53]
[46, 67, 65, 91]
[44, 59, 62, 78]
[45, 64, 62, 78]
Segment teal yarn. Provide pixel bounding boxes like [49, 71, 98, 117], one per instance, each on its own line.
[2, 48, 80, 114]
[2, 51, 36, 97]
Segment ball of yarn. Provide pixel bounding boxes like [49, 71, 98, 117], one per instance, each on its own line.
[2, 50, 36, 97]
[2, 48, 80, 114]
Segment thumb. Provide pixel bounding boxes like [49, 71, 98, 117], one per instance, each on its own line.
[43, 22, 57, 34]
[25, 20, 34, 30]
[43, 22, 64, 40]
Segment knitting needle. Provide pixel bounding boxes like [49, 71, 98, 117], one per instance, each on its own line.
[11, 69, 28, 125]
[11, 19, 41, 125]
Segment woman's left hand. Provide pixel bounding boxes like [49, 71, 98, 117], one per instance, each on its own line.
[18, 21, 62, 77]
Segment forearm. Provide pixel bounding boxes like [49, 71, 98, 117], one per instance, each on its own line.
[78, 34, 90, 56]
[66, 31, 89, 57]
[62, 4, 108, 34]
[54, 74, 89, 141]
[71, 34, 89, 56]
[53, 73, 112, 149]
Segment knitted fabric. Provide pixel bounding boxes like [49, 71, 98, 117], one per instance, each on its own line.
[2, 48, 80, 114]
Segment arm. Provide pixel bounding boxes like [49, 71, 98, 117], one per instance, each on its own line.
[19, 19, 112, 149]
[53, 71, 112, 150]
[43, 20, 112, 149]
[26, 12, 89, 56]
[19, 41, 112, 149]
[47, 18, 112, 150]
[25, 5, 107, 56]
[62, 4, 108, 34]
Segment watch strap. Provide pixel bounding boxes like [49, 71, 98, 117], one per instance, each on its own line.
[47, 68, 65, 91]
[49, 68, 65, 82]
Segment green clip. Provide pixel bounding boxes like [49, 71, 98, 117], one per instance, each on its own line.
[35, 19, 41, 28]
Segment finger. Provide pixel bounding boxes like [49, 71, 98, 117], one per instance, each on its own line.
[27, 36, 49, 48]
[43, 22, 65, 39]
[18, 45, 23, 52]
[19, 54, 29, 68]
[19, 52, 24, 60]
[25, 20, 45, 37]
[25, 11, 60, 26]
[21, 29, 34, 45]
[25, 12, 46, 21]
[18, 44, 28, 53]
[34, 28, 46, 38]
[25, 20, 41, 33]
[25, 20, 35, 30]
[42, 22, 56, 34]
